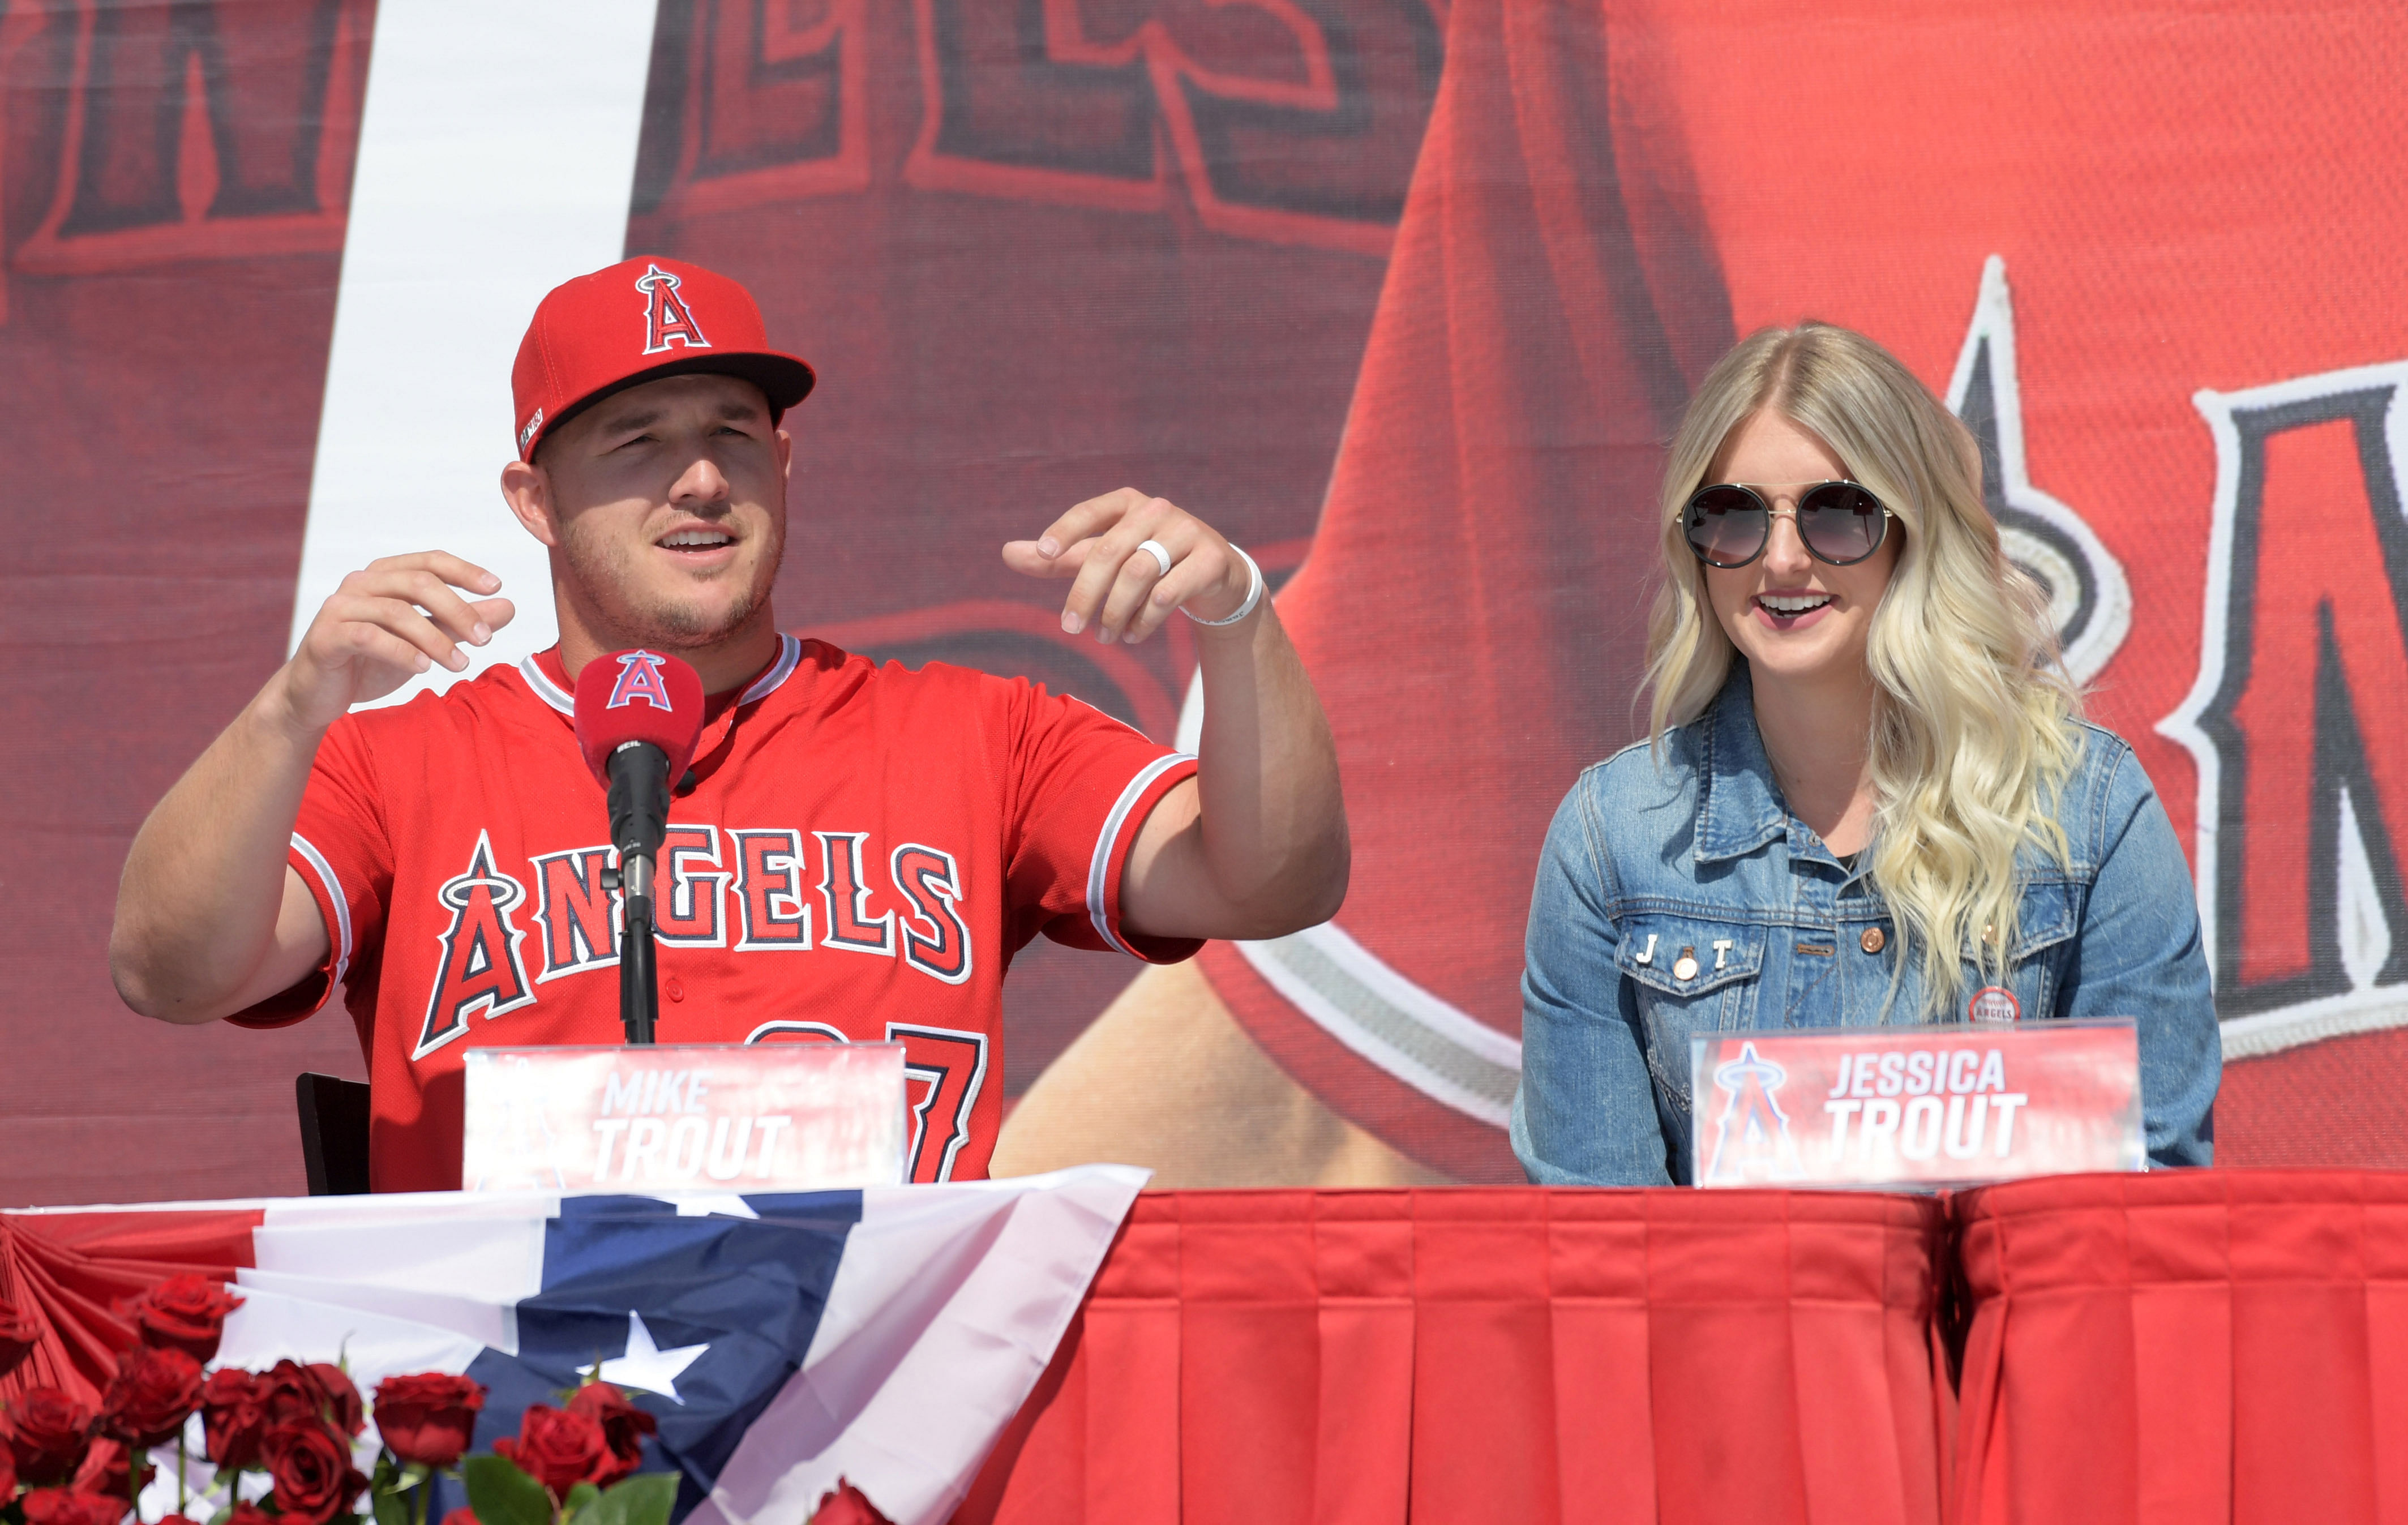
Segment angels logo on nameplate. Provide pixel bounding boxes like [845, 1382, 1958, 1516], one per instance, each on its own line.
[1689, 1020, 2143, 1188]
[461, 1042, 906, 1193]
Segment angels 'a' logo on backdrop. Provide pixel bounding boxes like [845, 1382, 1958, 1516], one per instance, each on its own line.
[634, 264, 710, 355]
[2161, 358, 2408, 1057]
[607, 650, 675, 709]
[418, 832, 537, 1059]
[1947, 256, 2132, 683]
[1702, 1042, 1806, 1184]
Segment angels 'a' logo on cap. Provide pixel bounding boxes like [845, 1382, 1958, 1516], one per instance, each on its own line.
[607, 650, 676, 710]
[635, 263, 710, 356]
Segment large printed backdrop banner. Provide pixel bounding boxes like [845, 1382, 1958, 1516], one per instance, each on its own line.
[1, 0, 2403, 1203]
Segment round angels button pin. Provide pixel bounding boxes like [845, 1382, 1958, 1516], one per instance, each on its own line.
[1968, 986, 2020, 1022]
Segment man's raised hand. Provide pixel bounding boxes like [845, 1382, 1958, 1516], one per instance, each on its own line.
[278, 552, 516, 733]
[1002, 488, 1253, 644]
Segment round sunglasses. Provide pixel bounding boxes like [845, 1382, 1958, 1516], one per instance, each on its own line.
[1678, 480, 1893, 568]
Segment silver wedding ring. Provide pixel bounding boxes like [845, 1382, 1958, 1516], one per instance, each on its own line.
[1136, 538, 1174, 578]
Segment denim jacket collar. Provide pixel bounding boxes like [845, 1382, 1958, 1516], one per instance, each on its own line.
[1694, 667, 1789, 864]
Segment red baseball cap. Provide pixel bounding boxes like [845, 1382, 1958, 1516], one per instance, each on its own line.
[510, 256, 816, 461]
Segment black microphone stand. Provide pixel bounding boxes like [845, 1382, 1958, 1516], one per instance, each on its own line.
[618, 854, 661, 1046]
[603, 739, 672, 1046]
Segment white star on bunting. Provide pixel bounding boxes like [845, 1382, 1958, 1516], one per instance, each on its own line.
[591, 1310, 709, 1405]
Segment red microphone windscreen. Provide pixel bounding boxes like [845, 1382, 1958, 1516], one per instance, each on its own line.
[572, 649, 708, 785]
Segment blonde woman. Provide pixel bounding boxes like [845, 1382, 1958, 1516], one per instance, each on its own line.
[1513, 322, 2218, 1185]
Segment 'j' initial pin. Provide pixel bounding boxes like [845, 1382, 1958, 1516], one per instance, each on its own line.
[1673, 947, 1699, 981]
[1635, 933, 1658, 966]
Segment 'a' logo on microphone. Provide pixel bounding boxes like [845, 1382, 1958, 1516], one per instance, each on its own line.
[606, 650, 676, 710]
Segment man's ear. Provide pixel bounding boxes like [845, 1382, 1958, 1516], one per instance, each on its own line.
[500, 458, 561, 547]
[775, 426, 792, 481]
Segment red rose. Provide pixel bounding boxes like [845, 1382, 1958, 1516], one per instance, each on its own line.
[97, 1345, 203, 1449]
[0, 1441, 16, 1498]
[371, 1373, 486, 1468]
[255, 1362, 316, 1426]
[260, 1417, 367, 1525]
[307, 1364, 364, 1440]
[200, 1368, 266, 1470]
[19, 1488, 123, 1525]
[807, 1480, 894, 1525]
[5, 1387, 96, 1485]
[254, 1360, 358, 1436]
[0, 1297, 41, 1378]
[117, 1276, 243, 1365]
[439, 1510, 480, 1525]
[562, 1383, 655, 1488]
[492, 1406, 605, 1499]
[225, 1505, 278, 1525]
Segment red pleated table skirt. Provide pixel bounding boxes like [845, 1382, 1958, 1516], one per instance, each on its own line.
[952, 1186, 1951, 1525]
[1952, 1170, 2408, 1525]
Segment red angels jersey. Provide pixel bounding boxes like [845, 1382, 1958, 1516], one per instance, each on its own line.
[235, 635, 1199, 1192]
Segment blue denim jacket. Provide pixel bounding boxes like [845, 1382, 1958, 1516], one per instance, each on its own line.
[1512, 669, 2220, 1186]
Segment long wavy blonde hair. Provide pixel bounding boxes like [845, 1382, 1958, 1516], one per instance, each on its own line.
[1643, 322, 2084, 1014]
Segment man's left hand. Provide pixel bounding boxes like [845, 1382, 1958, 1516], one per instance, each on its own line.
[1003, 487, 1252, 642]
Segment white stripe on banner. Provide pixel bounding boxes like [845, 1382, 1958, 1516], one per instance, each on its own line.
[292, 0, 661, 706]
[1170, 664, 1521, 1126]
[1235, 920, 1523, 1126]
[693, 1167, 1148, 1525]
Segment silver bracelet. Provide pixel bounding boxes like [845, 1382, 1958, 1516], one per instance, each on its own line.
[1184, 544, 1264, 627]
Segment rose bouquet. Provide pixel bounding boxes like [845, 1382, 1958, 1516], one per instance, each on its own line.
[0, 1282, 889, 1525]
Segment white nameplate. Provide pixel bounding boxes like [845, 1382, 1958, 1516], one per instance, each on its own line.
[1689, 1020, 2143, 1188]
[461, 1043, 906, 1193]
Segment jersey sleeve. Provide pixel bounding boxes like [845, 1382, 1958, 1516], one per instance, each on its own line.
[226, 713, 395, 1029]
[1000, 681, 1201, 965]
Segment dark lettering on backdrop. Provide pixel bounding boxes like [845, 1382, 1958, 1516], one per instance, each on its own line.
[11, 0, 366, 279]
[2175, 370, 2408, 1016]
[629, 0, 868, 217]
[630, 0, 1444, 252]
[1944, 258, 2131, 686]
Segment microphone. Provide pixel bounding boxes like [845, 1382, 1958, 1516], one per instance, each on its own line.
[573, 650, 705, 1044]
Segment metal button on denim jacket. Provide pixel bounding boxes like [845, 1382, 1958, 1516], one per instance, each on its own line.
[1512, 669, 2220, 1187]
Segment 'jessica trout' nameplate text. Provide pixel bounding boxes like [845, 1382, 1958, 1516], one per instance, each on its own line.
[1688, 1021, 2142, 1188]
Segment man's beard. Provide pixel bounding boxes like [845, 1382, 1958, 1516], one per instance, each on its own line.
[559, 516, 781, 650]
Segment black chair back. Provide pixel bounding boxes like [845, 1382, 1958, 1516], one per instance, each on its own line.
[295, 1073, 372, 1195]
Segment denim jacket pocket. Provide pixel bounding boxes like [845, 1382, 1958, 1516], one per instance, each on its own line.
[1956, 880, 2081, 1019]
[1617, 916, 1766, 1113]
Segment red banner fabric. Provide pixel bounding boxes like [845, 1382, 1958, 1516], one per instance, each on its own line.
[1952, 1171, 2408, 1525]
[0, 1209, 259, 1409]
[954, 1187, 1949, 1525]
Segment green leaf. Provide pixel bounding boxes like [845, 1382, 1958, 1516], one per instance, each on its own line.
[580, 1475, 678, 1525]
[562, 1483, 600, 1522]
[206, 1506, 236, 1525]
[461, 1455, 554, 1525]
[371, 1483, 411, 1525]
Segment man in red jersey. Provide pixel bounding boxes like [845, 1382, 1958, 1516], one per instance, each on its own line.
[108, 257, 1347, 1192]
